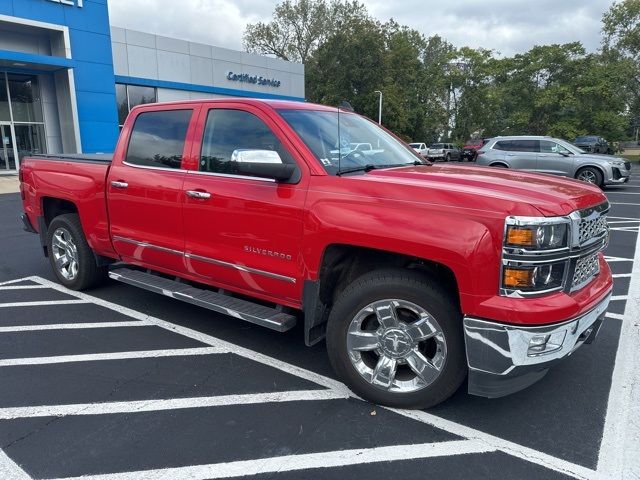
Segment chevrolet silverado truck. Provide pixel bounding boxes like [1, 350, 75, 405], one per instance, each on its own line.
[19, 99, 613, 409]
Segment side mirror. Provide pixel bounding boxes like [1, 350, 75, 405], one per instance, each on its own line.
[231, 149, 298, 181]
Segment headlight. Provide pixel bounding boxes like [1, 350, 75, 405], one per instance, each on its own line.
[607, 160, 625, 166]
[505, 223, 568, 250]
[503, 263, 566, 292]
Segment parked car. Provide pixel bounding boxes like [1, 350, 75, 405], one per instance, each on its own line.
[427, 143, 461, 161]
[461, 139, 488, 161]
[573, 135, 613, 155]
[409, 142, 428, 157]
[20, 100, 613, 409]
[477, 136, 631, 187]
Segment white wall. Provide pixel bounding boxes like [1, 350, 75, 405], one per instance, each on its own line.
[110, 27, 305, 100]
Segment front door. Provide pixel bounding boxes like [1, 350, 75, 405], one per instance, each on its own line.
[537, 140, 574, 177]
[107, 106, 197, 274]
[182, 104, 308, 305]
[0, 123, 17, 173]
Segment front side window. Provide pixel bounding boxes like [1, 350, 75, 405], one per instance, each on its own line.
[279, 109, 420, 175]
[540, 140, 572, 155]
[199, 109, 292, 175]
[125, 109, 192, 169]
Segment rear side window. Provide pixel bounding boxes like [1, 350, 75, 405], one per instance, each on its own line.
[125, 109, 192, 169]
[199, 109, 292, 175]
[493, 141, 512, 151]
[511, 140, 539, 152]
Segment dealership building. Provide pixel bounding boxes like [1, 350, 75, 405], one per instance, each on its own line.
[0, 0, 306, 174]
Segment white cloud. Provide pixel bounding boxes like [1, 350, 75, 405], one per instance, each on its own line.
[108, 0, 613, 56]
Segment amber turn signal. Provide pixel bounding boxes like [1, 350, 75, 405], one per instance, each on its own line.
[506, 227, 535, 247]
[503, 268, 534, 288]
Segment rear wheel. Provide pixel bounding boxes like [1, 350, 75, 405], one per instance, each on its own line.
[576, 167, 603, 188]
[47, 213, 107, 290]
[326, 269, 466, 409]
[445, 153, 451, 162]
[490, 163, 508, 168]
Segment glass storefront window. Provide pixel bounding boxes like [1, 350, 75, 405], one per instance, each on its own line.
[0, 74, 10, 121]
[115, 84, 157, 128]
[116, 84, 128, 127]
[127, 85, 156, 110]
[14, 124, 46, 163]
[8, 74, 43, 123]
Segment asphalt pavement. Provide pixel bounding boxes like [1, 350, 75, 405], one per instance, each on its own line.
[0, 165, 638, 480]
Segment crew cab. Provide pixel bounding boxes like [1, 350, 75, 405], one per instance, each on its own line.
[19, 99, 613, 409]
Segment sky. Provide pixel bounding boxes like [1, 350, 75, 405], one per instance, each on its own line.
[108, 0, 615, 58]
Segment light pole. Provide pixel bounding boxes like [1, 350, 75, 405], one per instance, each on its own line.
[374, 90, 382, 125]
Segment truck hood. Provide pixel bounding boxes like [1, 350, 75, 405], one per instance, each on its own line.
[577, 152, 625, 163]
[364, 164, 606, 216]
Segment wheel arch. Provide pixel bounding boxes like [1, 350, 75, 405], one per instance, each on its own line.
[302, 244, 461, 346]
[489, 162, 509, 168]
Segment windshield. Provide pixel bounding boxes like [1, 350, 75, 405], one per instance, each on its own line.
[409, 143, 420, 148]
[557, 138, 586, 154]
[575, 136, 597, 143]
[278, 109, 420, 175]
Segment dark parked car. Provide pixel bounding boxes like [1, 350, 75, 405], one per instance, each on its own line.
[573, 136, 613, 155]
[461, 139, 488, 161]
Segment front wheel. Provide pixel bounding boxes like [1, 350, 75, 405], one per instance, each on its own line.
[326, 269, 467, 409]
[576, 167, 603, 188]
[47, 213, 107, 290]
[445, 154, 451, 162]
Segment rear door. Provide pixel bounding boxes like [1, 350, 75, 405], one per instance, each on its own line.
[505, 139, 539, 171]
[107, 106, 198, 273]
[181, 103, 308, 305]
[537, 139, 574, 176]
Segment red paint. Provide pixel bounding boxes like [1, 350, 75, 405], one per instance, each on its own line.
[20, 99, 613, 324]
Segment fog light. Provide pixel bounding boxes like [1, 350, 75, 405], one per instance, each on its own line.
[527, 331, 566, 356]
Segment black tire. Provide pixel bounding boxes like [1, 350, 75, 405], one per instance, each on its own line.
[445, 153, 451, 162]
[326, 268, 467, 409]
[490, 163, 508, 168]
[575, 167, 603, 188]
[47, 213, 107, 290]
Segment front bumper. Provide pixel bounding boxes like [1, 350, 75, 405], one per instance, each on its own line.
[604, 165, 631, 184]
[463, 291, 611, 398]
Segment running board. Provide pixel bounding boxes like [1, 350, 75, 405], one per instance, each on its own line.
[108, 268, 296, 332]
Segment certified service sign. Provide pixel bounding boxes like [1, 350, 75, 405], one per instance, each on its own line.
[47, 0, 83, 6]
[227, 72, 281, 88]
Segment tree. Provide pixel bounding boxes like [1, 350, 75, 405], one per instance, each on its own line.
[243, 0, 368, 63]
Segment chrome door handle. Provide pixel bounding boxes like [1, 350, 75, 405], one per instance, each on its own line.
[110, 181, 128, 189]
[186, 190, 211, 199]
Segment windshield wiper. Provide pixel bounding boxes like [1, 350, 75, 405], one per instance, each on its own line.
[336, 164, 378, 176]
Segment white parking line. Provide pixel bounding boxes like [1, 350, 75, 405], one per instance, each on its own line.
[605, 256, 635, 263]
[0, 277, 33, 287]
[393, 409, 598, 480]
[606, 313, 625, 320]
[613, 274, 632, 278]
[604, 191, 640, 195]
[0, 347, 225, 367]
[610, 296, 628, 302]
[0, 285, 48, 291]
[0, 390, 345, 420]
[609, 202, 640, 206]
[608, 216, 640, 221]
[0, 321, 149, 333]
[0, 300, 89, 308]
[43, 440, 494, 480]
[0, 449, 30, 480]
[598, 217, 640, 479]
[24, 275, 599, 479]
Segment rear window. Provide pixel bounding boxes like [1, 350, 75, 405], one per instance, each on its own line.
[575, 136, 597, 143]
[493, 140, 538, 152]
[125, 109, 193, 169]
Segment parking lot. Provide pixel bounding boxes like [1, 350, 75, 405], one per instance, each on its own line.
[0, 166, 638, 480]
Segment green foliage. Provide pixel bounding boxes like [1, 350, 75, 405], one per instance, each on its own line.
[245, 0, 639, 143]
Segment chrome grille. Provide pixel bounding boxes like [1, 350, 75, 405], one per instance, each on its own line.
[578, 215, 608, 245]
[572, 253, 600, 290]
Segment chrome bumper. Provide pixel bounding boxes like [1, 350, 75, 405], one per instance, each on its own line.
[463, 291, 611, 397]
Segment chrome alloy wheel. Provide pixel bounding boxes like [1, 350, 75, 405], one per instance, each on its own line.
[346, 299, 447, 394]
[51, 227, 79, 281]
[577, 169, 597, 184]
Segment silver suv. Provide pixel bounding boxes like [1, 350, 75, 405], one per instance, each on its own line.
[427, 143, 461, 162]
[476, 136, 631, 187]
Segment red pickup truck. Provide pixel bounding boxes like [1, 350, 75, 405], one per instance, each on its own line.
[19, 99, 613, 409]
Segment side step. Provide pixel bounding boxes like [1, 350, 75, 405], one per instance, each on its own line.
[108, 268, 296, 332]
